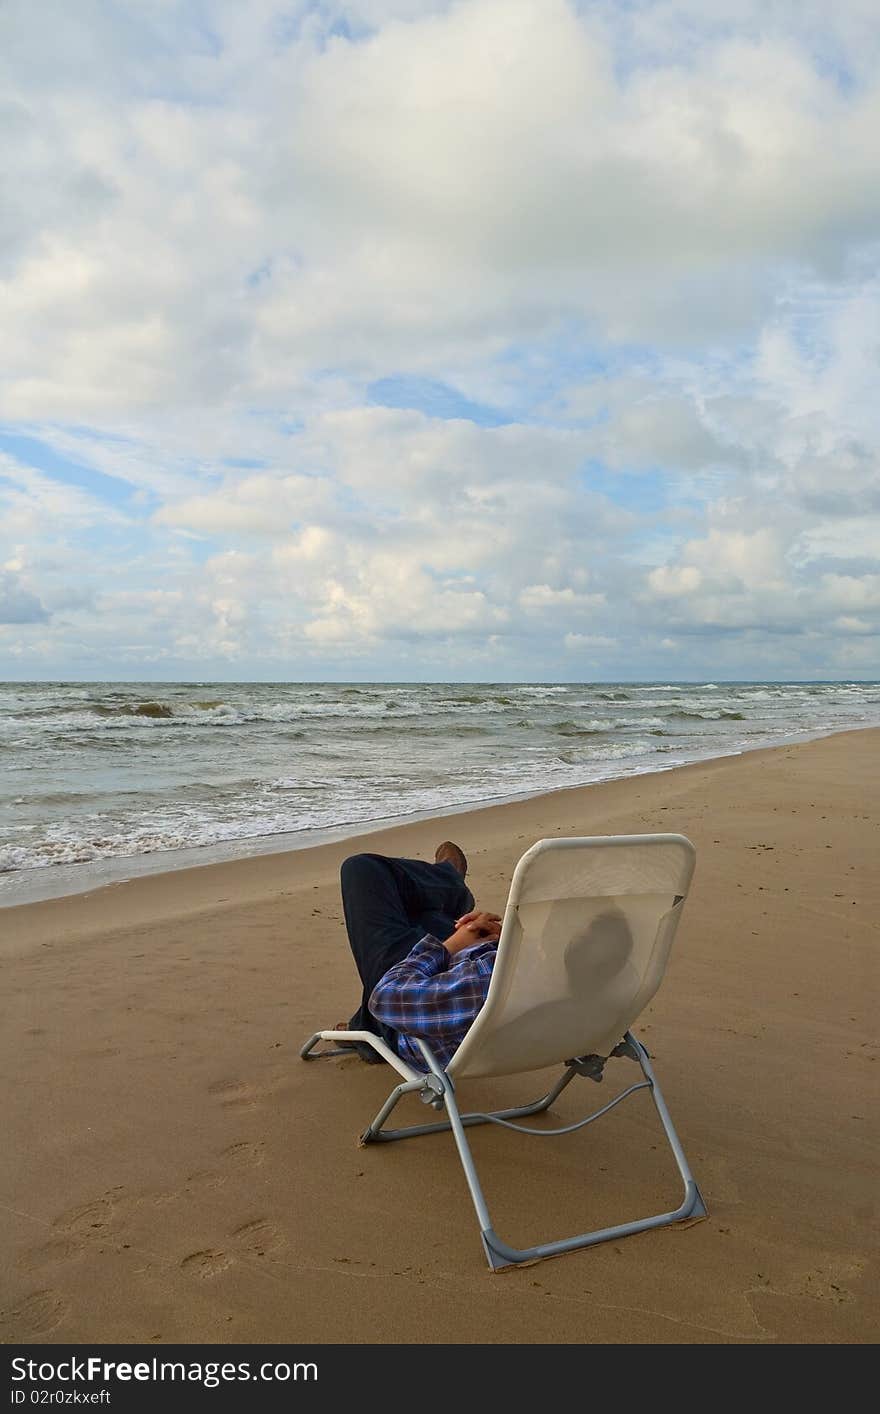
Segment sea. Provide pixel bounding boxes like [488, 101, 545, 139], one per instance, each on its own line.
[1, 680, 878, 906]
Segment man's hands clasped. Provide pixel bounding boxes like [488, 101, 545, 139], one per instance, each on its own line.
[443, 909, 503, 956]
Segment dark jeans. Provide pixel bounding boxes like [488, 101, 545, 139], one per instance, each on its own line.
[341, 852, 474, 1045]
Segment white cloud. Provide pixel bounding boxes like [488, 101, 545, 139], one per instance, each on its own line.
[0, 569, 48, 625]
[155, 472, 334, 536]
[3, 0, 880, 420]
[834, 615, 873, 634]
[821, 574, 880, 611]
[792, 519, 880, 566]
[1, 1, 879, 677]
[519, 584, 606, 611]
[647, 565, 703, 598]
[564, 632, 615, 650]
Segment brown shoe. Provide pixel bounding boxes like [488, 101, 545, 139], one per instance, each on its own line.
[435, 841, 468, 877]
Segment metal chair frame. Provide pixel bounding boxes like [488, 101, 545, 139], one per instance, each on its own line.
[301, 1027, 706, 1270]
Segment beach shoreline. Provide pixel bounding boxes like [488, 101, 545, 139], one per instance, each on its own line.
[3, 717, 878, 914]
[1, 727, 877, 1343]
[1, 722, 872, 954]
[4, 679, 877, 907]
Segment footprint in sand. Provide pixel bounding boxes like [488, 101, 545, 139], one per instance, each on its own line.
[16, 1236, 79, 1272]
[153, 1144, 266, 1207]
[53, 1189, 125, 1241]
[184, 1168, 229, 1194]
[208, 1078, 260, 1109]
[221, 1140, 266, 1168]
[231, 1218, 287, 1258]
[149, 1189, 179, 1208]
[180, 1249, 234, 1279]
[0, 1288, 70, 1338]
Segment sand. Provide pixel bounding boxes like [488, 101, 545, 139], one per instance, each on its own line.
[1, 728, 877, 1345]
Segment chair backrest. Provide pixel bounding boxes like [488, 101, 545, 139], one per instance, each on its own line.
[447, 834, 695, 1081]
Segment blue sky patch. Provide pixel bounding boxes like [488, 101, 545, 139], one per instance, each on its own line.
[368, 376, 512, 427]
[0, 431, 148, 513]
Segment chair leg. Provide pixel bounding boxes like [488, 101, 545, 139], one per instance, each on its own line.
[359, 1077, 429, 1144]
[418, 1032, 707, 1272]
[362, 1064, 579, 1144]
[633, 1034, 708, 1220]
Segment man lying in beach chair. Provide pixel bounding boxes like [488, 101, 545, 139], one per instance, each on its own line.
[332, 842, 502, 1067]
[304, 833, 707, 1270]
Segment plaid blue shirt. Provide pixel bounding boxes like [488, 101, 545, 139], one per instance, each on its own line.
[369, 934, 496, 1071]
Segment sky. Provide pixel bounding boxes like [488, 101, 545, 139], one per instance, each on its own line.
[1, 0, 879, 682]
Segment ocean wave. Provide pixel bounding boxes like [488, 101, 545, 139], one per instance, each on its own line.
[551, 719, 614, 735]
[50, 732, 137, 750]
[556, 742, 651, 765]
[357, 720, 491, 736]
[622, 697, 700, 709]
[546, 715, 673, 735]
[666, 708, 746, 720]
[93, 701, 175, 719]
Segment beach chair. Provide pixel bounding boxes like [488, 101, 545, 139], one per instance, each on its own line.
[301, 833, 706, 1271]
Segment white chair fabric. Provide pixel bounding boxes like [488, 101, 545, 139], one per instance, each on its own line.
[448, 834, 695, 1080]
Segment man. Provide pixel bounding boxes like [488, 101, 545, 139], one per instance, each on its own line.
[337, 841, 501, 1069]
